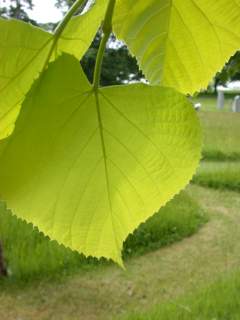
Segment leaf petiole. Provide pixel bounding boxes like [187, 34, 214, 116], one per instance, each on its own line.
[93, 0, 116, 91]
[54, 0, 87, 37]
[43, 0, 87, 70]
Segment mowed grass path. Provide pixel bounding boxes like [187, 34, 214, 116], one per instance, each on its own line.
[1, 185, 240, 320]
[123, 270, 240, 320]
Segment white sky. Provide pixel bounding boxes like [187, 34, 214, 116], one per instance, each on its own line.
[27, 0, 63, 23]
[28, 0, 62, 23]
[0, 0, 64, 23]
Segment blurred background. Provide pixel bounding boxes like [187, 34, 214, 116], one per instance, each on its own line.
[1, 2, 240, 320]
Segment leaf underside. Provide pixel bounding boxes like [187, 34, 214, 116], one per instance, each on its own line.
[0, 1, 106, 140]
[113, 0, 240, 94]
[0, 54, 201, 264]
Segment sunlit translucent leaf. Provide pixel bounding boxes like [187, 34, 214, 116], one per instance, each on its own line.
[0, 1, 106, 140]
[113, 0, 240, 94]
[0, 20, 51, 139]
[0, 54, 201, 264]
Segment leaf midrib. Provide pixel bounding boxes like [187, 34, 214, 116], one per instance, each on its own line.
[94, 90, 120, 256]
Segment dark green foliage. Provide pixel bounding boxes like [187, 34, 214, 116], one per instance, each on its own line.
[81, 34, 144, 86]
[215, 51, 240, 87]
[55, 0, 76, 11]
[55, 0, 144, 86]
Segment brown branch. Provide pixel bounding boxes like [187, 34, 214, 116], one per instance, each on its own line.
[0, 241, 7, 277]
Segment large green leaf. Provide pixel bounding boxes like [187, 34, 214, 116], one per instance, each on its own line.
[113, 0, 240, 94]
[0, 54, 201, 264]
[0, 1, 106, 140]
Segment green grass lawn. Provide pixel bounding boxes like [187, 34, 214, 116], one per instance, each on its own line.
[191, 95, 240, 161]
[193, 94, 233, 112]
[193, 161, 240, 191]
[121, 270, 240, 320]
[191, 96, 240, 189]
[0, 191, 206, 282]
[199, 111, 240, 161]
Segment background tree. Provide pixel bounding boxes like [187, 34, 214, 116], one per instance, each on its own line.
[215, 52, 240, 88]
[0, 0, 36, 24]
[55, 0, 75, 12]
[55, 0, 144, 86]
[81, 33, 144, 86]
